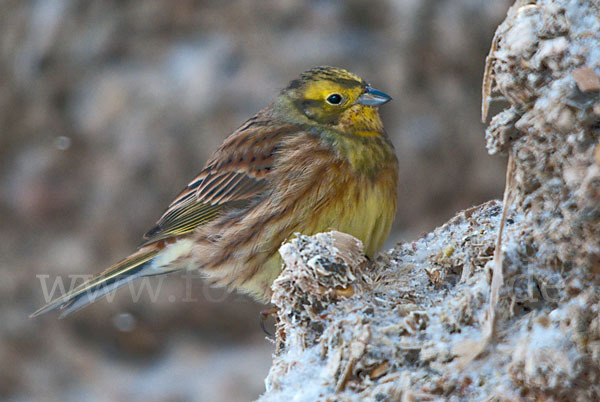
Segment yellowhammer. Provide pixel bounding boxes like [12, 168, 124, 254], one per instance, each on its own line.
[32, 66, 398, 317]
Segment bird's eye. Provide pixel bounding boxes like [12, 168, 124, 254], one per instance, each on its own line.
[326, 93, 343, 105]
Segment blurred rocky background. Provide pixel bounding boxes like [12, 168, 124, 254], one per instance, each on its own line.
[0, 0, 511, 401]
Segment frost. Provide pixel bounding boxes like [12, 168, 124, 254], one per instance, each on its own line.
[259, 0, 600, 400]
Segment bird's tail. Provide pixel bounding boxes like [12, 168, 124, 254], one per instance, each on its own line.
[30, 246, 162, 318]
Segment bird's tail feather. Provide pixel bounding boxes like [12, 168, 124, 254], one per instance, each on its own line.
[30, 246, 161, 318]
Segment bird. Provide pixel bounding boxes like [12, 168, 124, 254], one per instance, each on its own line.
[31, 66, 398, 318]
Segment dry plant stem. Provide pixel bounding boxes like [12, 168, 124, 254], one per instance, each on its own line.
[481, 28, 500, 122]
[487, 152, 515, 341]
[454, 153, 516, 369]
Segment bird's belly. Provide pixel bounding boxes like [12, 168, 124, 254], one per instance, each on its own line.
[207, 168, 397, 301]
[235, 184, 394, 301]
[303, 176, 396, 258]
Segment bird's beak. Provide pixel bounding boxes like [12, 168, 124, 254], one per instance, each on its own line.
[357, 86, 392, 106]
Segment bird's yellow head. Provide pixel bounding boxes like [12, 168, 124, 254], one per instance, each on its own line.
[281, 66, 392, 136]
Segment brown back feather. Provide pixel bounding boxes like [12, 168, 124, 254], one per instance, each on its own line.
[141, 117, 300, 245]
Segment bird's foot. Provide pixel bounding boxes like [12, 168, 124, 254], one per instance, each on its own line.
[259, 306, 279, 339]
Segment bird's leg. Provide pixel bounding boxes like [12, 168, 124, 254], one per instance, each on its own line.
[259, 306, 279, 338]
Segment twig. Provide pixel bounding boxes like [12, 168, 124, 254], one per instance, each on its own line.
[486, 152, 516, 341]
[481, 28, 500, 123]
[454, 152, 516, 369]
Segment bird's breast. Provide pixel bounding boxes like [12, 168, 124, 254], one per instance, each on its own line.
[302, 163, 398, 258]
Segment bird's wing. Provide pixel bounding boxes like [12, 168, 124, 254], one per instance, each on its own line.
[141, 119, 297, 245]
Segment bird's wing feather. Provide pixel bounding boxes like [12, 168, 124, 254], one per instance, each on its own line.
[141, 120, 297, 245]
[30, 246, 160, 318]
[30, 120, 300, 317]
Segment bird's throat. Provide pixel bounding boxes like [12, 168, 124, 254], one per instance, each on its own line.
[336, 104, 384, 134]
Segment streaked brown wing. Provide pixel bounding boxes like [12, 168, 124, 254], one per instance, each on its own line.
[141, 118, 297, 245]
